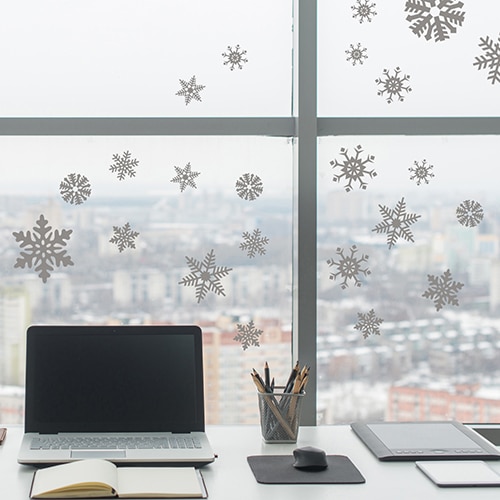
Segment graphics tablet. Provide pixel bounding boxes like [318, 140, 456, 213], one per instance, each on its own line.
[350, 421, 500, 461]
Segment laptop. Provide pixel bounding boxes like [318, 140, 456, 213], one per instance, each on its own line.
[18, 324, 216, 467]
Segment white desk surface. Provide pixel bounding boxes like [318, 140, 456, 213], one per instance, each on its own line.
[3, 424, 500, 499]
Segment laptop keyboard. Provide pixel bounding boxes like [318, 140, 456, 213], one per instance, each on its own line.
[30, 435, 202, 450]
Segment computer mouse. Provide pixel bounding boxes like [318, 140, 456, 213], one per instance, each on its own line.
[292, 446, 328, 471]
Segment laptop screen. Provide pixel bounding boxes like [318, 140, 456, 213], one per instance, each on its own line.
[25, 325, 205, 434]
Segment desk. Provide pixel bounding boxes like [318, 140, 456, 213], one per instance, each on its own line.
[3, 425, 500, 499]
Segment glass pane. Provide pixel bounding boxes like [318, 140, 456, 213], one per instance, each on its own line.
[319, 1, 500, 116]
[0, 136, 293, 425]
[0, 0, 292, 117]
[318, 135, 500, 423]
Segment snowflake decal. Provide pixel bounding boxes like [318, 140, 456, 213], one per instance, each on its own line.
[176, 75, 205, 105]
[409, 159, 435, 185]
[473, 34, 500, 85]
[327, 245, 371, 289]
[456, 199, 484, 228]
[109, 150, 138, 181]
[422, 268, 464, 311]
[171, 162, 201, 192]
[12, 214, 74, 283]
[346, 43, 368, 66]
[109, 222, 139, 252]
[240, 229, 269, 258]
[354, 309, 384, 339]
[372, 197, 421, 249]
[330, 144, 376, 192]
[234, 320, 262, 350]
[376, 67, 412, 104]
[405, 0, 466, 42]
[59, 173, 92, 205]
[351, 0, 377, 23]
[222, 44, 248, 70]
[178, 249, 233, 303]
[235, 173, 264, 201]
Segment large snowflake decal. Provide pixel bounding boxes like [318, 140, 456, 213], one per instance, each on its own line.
[422, 268, 464, 311]
[354, 309, 384, 339]
[233, 320, 263, 350]
[346, 43, 368, 66]
[109, 150, 138, 181]
[372, 197, 421, 249]
[330, 144, 376, 192]
[109, 222, 139, 252]
[222, 44, 248, 70]
[59, 173, 92, 205]
[456, 199, 484, 228]
[376, 67, 412, 104]
[240, 229, 269, 258]
[405, 0, 465, 42]
[178, 249, 233, 303]
[171, 162, 201, 192]
[409, 159, 435, 185]
[12, 214, 74, 283]
[473, 34, 500, 85]
[351, 0, 377, 23]
[176, 75, 205, 105]
[235, 173, 264, 201]
[327, 245, 371, 289]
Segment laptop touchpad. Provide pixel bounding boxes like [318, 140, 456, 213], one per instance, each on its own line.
[71, 450, 126, 459]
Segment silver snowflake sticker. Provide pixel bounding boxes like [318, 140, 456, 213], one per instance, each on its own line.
[330, 144, 376, 192]
[176, 75, 206, 105]
[346, 43, 368, 66]
[422, 268, 464, 311]
[327, 245, 371, 289]
[110, 150, 138, 180]
[12, 214, 74, 283]
[240, 229, 269, 258]
[409, 159, 435, 185]
[376, 67, 412, 103]
[109, 222, 140, 252]
[351, 0, 377, 23]
[235, 173, 264, 201]
[456, 199, 484, 228]
[372, 197, 421, 249]
[405, 0, 465, 42]
[178, 249, 233, 303]
[354, 309, 384, 339]
[60, 173, 92, 205]
[234, 320, 263, 350]
[171, 162, 201, 192]
[222, 44, 248, 70]
[473, 34, 500, 85]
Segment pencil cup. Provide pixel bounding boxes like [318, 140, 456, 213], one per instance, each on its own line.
[257, 390, 305, 443]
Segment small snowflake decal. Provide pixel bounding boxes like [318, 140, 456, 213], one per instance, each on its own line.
[171, 162, 201, 192]
[346, 43, 368, 65]
[409, 159, 435, 185]
[351, 0, 377, 23]
[240, 229, 269, 258]
[327, 245, 371, 289]
[178, 249, 233, 303]
[234, 320, 262, 350]
[109, 150, 138, 180]
[12, 214, 74, 283]
[59, 173, 92, 205]
[109, 222, 139, 252]
[473, 34, 500, 85]
[405, 0, 466, 42]
[422, 268, 464, 311]
[372, 197, 421, 249]
[456, 199, 484, 228]
[222, 44, 248, 70]
[235, 173, 264, 201]
[376, 67, 412, 103]
[176, 75, 205, 105]
[330, 144, 376, 192]
[354, 309, 384, 339]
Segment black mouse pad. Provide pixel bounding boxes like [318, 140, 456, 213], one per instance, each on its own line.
[247, 455, 365, 484]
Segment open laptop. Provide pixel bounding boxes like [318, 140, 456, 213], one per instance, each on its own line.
[18, 324, 216, 467]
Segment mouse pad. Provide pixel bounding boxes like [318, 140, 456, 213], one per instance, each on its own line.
[247, 455, 365, 484]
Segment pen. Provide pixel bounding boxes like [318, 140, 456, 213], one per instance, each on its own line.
[0, 427, 6, 445]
